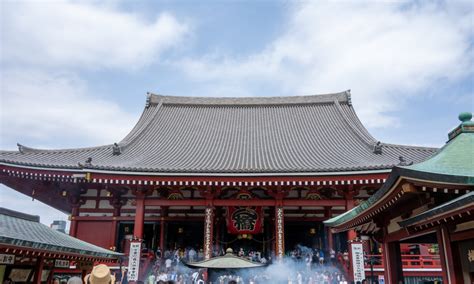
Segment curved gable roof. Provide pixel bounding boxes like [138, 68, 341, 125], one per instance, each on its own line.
[0, 91, 437, 175]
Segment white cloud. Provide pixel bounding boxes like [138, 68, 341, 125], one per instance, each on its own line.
[2, 0, 188, 69]
[0, 69, 136, 149]
[175, 1, 473, 128]
[0, 185, 69, 228]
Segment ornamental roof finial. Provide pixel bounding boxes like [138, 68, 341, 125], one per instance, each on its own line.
[373, 141, 383, 154]
[145, 92, 152, 108]
[448, 112, 473, 141]
[112, 143, 121, 155]
[346, 89, 352, 106]
[398, 156, 413, 166]
[78, 157, 93, 169]
[459, 112, 473, 124]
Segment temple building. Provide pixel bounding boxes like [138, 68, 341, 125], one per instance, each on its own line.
[0, 207, 119, 284]
[0, 91, 437, 268]
[325, 112, 474, 283]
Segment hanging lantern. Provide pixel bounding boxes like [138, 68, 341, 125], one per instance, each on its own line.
[309, 228, 317, 235]
[178, 227, 184, 234]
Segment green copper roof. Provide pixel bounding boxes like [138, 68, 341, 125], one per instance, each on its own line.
[325, 112, 474, 228]
[404, 132, 474, 181]
[0, 207, 121, 259]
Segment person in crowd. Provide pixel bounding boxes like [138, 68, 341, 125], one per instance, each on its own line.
[319, 249, 325, 265]
[67, 277, 82, 284]
[197, 249, 204, 260]
[330, 248, 336, 265]
[165, 257, 172, 272]
[238, 247, 245, 257]
[155, 247, 162, 259]
[156, 271, 168, 282]
[188, 247, 196, 262]
[147, 273, 155, 284]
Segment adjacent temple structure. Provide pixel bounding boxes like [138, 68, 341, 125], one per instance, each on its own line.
[0, 91, 437, 266]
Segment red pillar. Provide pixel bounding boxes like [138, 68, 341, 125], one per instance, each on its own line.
[203, 206, 214, 260]
[382, 241, 403, 284]
[69, 206, 79, 237]
[324, 207, 334, 251]
[437, 225, 456, 284]
[32, 256, 44, 284]
[215, 214, 221, 254]
[160, 217, 165, 251]
[109, 206, 119, 250]
[345, 197, 357, 241]
[274, 206, 285, 260]
[134, 193, 145, 240]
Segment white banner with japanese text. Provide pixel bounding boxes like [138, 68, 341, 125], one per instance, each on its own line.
[351, 242, 365, 282]
[127, 241, 141, 281]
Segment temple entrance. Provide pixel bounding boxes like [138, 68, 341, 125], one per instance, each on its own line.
[224, 234, 266, 258]
[115, 221, 204, 254]
[285, 221, 326, 253]
[116, 222, 162, 253]
[165, 221, 204, 251]
[218, 216, 272, 259]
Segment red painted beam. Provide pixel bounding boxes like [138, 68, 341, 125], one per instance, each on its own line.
[145, 199, 207, 206]
[283, 199, 346, 206]
[144, 199, 346, 207]
[285, 217, 327, 222]
[73, 216, 204, 222]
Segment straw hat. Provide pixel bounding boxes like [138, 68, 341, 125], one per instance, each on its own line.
[84, 264, 116, 284]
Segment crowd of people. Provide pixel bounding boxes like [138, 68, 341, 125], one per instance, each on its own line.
[139, 245, 350, 284]
[218, 269, 349, 284]
[2, 245, 350, 284]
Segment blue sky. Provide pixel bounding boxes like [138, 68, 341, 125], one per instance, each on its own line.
[1, 0, 473, 227]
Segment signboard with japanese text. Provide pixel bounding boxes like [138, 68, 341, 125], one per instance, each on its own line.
[54, 260, 70, 268]
[351, 242, 365, 282]
[127, 241, 141, 281]
[0, 254, 15, 264]
[459, 239, 474, 272]
[226, 206, 263, 234]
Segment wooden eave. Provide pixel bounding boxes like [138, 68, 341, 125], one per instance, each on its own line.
[400, 202, 474, 232]
[0, 244, 117, 263]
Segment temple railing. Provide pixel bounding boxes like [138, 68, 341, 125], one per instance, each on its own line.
[364, 254, 441, 269]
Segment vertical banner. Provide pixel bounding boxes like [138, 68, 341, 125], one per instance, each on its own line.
[351, 242, 365, 282]
[127, 241, 141, 281]
[275, 207, 285, 260]
[204, 207, 214, 260]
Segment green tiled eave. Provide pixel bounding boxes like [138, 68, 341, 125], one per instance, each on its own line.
[403, 132, 474, 182]
[0, 208, 122, 259]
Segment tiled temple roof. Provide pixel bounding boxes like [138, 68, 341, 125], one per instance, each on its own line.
[0, 207, 120, 259]
[0, 91, 437, 175]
